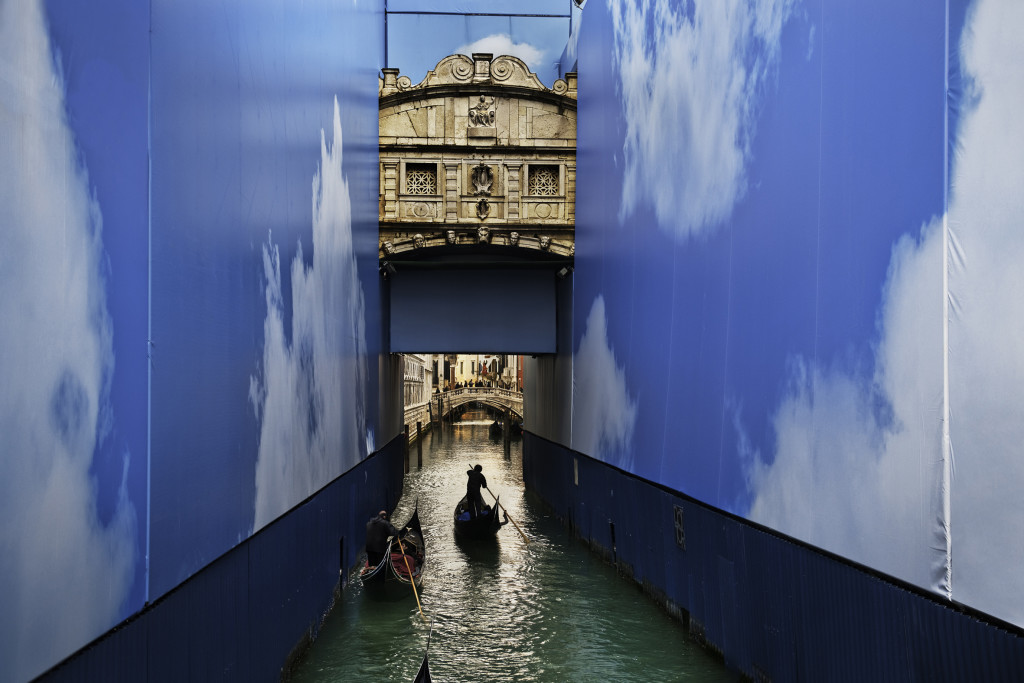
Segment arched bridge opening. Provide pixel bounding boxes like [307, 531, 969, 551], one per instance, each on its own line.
[436, 386, 524, 422]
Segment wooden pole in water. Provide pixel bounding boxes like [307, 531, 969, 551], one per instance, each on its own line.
[437, 395, 444, 440]
[416, 421, 422, 467]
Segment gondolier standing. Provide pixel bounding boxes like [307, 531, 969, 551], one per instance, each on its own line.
[365, 510, 397, 567]
[466, 465, 487, 517]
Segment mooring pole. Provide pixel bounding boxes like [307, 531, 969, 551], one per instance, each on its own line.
[404, 423, 410, 473]
[416, 421, 423, 467]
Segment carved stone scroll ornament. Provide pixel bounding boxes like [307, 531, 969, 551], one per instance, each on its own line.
[476, 198, 490, 219]
[468, 96, 495, 127]
[471, 163, 493, 195]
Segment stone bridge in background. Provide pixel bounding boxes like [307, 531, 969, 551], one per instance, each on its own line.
[441, 386, 524, 420]
[405, 386, 524, 431]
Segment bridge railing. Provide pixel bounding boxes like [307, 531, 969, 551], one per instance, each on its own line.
[417, 386, 524, 422]
[446, 386, 522, 400]
[403, 387, 524, 425]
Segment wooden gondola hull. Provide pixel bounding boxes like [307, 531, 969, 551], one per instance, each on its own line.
[453, 495, 503, 539]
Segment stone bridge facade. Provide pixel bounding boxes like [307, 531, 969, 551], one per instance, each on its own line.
[406, 386, 524, 426]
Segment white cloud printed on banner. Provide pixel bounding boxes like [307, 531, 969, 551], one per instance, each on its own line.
[945, 0, 1024, 627]
[456, 34, 545, 72]
[746, 0, 1024, 627]
[250, 97, 369, 530]
[572, 297, 638, 470]
[611, 0, 796, 239]
[0, 2, 137, 681]
[744, 219, 944, 586]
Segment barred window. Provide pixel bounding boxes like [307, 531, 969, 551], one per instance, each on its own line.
[406, 164, 437, 195]
[528, 165, 559, 196]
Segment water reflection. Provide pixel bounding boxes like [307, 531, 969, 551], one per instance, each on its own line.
[288, 410, 737, 682]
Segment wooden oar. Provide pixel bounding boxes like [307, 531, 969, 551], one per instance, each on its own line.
[484, 487, 529, 544]
[394, 534, 428, 622]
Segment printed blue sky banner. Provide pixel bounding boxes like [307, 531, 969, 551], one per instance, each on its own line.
[571, 0, 1024, 628]
[0, 1, 383, 679]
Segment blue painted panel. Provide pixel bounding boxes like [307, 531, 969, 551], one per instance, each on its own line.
[390, 269, 557, 353]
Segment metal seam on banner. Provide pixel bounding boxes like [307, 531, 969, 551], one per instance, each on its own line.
[939, 0, 953, 601]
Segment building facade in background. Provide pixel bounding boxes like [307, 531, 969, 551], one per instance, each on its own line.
[379, 52, 576, 262]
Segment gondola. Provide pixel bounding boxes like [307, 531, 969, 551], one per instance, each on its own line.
[413, 646, 431, 683]
[453, 495, 506, 539]
[360, 507, 425, 599]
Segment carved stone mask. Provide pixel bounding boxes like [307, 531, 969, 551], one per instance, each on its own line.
[413, 234, 425, 249]
[447, 230, 457, 245]
[539, 235, 550, 250]
[509, 231, 520, 246]
[478, 226, 490, 243]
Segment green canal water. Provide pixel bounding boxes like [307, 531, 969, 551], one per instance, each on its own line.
[287, 410, 738, 682]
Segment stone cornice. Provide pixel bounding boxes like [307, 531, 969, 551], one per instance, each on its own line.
[380, 53, 577, 107]
[379, 225, 575, 260]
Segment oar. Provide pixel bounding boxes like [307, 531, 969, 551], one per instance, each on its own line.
[394, 534, 428, 622]
[484, 487, 529, 544]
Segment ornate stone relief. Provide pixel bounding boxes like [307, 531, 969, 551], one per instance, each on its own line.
[478, 226, 490, 244]
[447, 230, 457, 245]
[539, 236, 550, 250]
[509, 231, 520, 246]
[406, 202, 434, 218]
[533, 203, 555, 219]
[476, 199, 490, 220]
[471, 163, 493, 195]
[413, 234, 425, 249]
[468, 96, 495, 127]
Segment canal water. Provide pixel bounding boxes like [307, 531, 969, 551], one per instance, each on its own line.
[288, 409, 738, 682]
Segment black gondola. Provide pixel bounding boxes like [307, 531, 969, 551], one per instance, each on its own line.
[412, 617, 434, 683]
[413, 648, 431, 683]
[360, 508, 425, 599]
[453, 495, 506, 539]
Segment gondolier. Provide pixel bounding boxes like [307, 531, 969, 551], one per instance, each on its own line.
[365, 510, 397, 567]
[360, 507, 427, 602]
[465, 464, 487, 517]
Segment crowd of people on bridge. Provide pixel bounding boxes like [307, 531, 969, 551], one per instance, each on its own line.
[438, 380, 521, 391]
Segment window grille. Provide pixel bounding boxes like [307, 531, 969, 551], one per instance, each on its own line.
[528, 165, 559, 196]
[406, 164, 437, 195]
